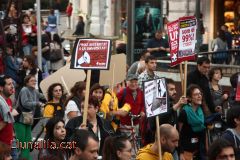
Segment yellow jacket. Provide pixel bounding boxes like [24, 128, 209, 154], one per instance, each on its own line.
[136, 143, 173, 160]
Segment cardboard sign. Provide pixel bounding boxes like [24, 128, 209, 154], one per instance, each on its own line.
[40, 63, 86, 98]
[70, 39, 111, 70]
[236, 74, 240, 101]
[178, 16, 197, 62]
[143, 78, 168, 118]
[167, 20, 179, 67]
[99, 54, 126, 86]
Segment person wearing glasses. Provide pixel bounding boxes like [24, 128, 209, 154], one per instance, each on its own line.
[187, 57, 214, 115]
[178, 84, 207, 160]
[208, 138, 235, 160]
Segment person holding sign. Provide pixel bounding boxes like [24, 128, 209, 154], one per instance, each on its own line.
[178, 84, 207, 160]
[187, 57, 214, 115]
[136, 124, 179, 160]
[65, 96, 115, 156]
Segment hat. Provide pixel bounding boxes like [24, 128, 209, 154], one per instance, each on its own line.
[126, 74, 138, 81]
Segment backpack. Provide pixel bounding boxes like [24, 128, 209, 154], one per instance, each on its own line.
[45, 103, 64, 118]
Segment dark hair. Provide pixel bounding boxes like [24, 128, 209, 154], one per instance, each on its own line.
[145, 55, 157, 63]
[140, 50, 150, 60]
[186, 84, 202, 99]
[47, 83, 64, 101]
[22, 14, 30, 23]
[81, 96, 99, 109]
[0, 75, 11, 87]
[197, 56, 210, 65]
[227, 104, 240, 128]
[45, 117, 65, 141]
[90, 83, 105, 101]
[208, 67, 223, 82]
[165, 78, 175, 85]
[23, 55, 37, 69]
[208, 139, 235, 160]
[23, 74, 35, 86]
[72, 129, 98, 151]
[218, 29, 226, 42]
[65, 81, 86, 106]
[53, 33, 62, 47]
[102, 135, 129, 160]
[230, 72, 239, 88]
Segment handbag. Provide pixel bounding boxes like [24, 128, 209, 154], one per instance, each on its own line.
[49, 44, 63, 62]
[21, 111, 34, 125]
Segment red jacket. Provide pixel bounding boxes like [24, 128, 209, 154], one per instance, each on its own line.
[117, 87, 145, 126]
[66, 5, 73, 17]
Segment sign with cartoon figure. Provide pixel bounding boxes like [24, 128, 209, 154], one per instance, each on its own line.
[143, 78, 168, 118]
[70, 39, 111, 70]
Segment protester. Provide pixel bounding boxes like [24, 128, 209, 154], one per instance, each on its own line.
[64, 81, 85, 124]
[117, 74, 145, 137]
[0, 76, 15, 155]
[138, 55, 160, 90]
[222, 104, 240, 159]
[39, 117, 68, 160]
[127, 50, 150, 76]
[102, 135, 132, 160]
[14, 75, 45, 160]
[65, 96, 115, 155]
[68, 129, 99, 160]
[208, 138, 235, 160]
[187, 56, 213, 115]
[228, 72, 240, 106]
[208, 67, 228, 113]
[49, 33, 64, 73]
[136, 124, 179, 160]
[178, 84, 207, 160]
[43, 83, 65, 118]
[4, 45, 20, 84]
[90, 83, 105, 105]
[21, 14, 37, 56]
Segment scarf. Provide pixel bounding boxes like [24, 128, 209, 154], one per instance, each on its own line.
[183, 104, 205, 132]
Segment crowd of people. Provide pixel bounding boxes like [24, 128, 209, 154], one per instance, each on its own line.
[0, 51, 239, 160]
[0, 3, 240, 160]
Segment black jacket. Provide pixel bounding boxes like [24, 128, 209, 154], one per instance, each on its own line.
[65, 115, 115, 155]
[187, 69, 215, 113]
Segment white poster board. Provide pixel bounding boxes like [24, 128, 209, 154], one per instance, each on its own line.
[143, 78, 168, 118]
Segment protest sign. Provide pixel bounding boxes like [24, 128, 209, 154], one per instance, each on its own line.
[143, 78, 168, 118]
[167, 20, 179, 66]
[70, 38, 111, 70]
[178, 16, 197, 63]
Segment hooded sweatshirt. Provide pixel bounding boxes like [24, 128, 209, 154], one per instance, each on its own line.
[136, 143, 173, 160]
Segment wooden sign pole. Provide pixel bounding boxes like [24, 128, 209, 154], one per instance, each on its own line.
[179, 62, 184, 94]
[183, 61, 188, 97]
[156, 116, 162, 160]
[61, 76, 70, 96]
[111, 63, 116, 93]
[82, 70, 92, 125]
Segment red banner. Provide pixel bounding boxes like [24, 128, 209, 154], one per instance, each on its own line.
[167, 20, 179, 66]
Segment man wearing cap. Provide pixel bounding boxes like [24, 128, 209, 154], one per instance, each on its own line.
[116, 74, 145, 136]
